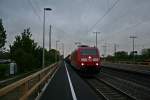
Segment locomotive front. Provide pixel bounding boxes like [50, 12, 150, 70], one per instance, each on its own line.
[77, 47, 101, 73]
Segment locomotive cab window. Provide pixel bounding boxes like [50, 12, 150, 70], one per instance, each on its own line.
[80, 49, 97, 55]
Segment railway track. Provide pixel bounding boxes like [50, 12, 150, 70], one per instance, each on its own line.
[84, 77, 135, 100]
[98, 71, 150, 100]
[101, 66, 150, 88]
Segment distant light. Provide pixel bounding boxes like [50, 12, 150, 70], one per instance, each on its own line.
[44, 8, 52, 11]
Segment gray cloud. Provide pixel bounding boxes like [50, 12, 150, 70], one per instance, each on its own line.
[0, 0, 150, 56]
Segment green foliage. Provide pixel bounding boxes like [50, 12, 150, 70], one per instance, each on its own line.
[142, 48, 150, 58]
[0, 19, 6, 49]
[10, 28, 38, 72]
[10, 28, 60, 73]
[33, 46, 42, 67]
[0, 64, 9, 79]
[33, 47, 59, 67]
[105, 55, 114, 62]
[115, 51, 128, 60]
[48, 49, 60, 64]
[0, 51, 10, 59]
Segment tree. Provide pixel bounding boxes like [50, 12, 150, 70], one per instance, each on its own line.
[10, 28, 38, 72]
[10, 28, 61, 73]
[33, 47, 59, 67]
[10, 28, 60, 73]
[129, 51, 138, 56]
[48, 49, 60, 64]
[106, 55, 114, 62]
[0, 19, 6, 50]
[115, 51, 128, 60]
[141, 48, 150, 59]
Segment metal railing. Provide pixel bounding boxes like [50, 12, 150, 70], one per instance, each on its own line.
[0, 63, 58, 100]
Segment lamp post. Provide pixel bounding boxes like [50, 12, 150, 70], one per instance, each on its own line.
[56, 40, 60, 50]
[55, 40, 60, 61]
[93, 32, 100, 47]
[42, 8, 52, 68]
[49, 25, 52, 51]
[62, 43, 64, 58]
[129, 35, 137, 64]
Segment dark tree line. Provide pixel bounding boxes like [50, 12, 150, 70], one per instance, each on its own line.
[105, 50, 150, 62]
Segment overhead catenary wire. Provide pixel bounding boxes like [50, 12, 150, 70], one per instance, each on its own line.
[27, 0, 42, 22]
[34, 0, 42, 12]
[87, 0, 121, 33]
[27, 0, 68, 36]
[27, 0, 68, 37]
[53, 25, 68, 35]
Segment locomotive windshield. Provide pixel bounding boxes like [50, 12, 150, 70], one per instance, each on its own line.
[80, 49, 97, 55]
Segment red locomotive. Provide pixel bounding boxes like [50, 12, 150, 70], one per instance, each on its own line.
[70, 45, 101, 74]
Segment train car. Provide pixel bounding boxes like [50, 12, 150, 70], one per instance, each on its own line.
[65, 54, 71, 64]
[70, 45, 101, 74]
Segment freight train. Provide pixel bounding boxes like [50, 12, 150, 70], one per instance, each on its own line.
[68, 45, 101, 74]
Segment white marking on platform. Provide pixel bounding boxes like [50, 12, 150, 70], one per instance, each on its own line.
[64, 62, 77, 100]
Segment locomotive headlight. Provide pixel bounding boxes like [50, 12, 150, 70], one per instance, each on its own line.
[81, 58, 87, 62]
[81, 63, 84, 66]
[96, 63, 99, 66]
[88, 56, 92, 59]
[93, 58, 99, 61]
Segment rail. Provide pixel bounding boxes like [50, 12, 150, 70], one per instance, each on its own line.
[0, 63, 58, 100]
[84, 77, 135, 100]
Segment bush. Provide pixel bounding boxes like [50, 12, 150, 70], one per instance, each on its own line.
[0, 64, 9, 79]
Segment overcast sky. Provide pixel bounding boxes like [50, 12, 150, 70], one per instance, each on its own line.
[0, 0, 150, 56]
